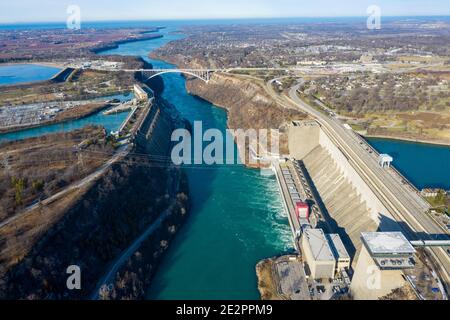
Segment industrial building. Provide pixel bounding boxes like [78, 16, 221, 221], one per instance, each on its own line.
[326, 234, 351, 272]
[351, 232, 416, 299]
[134, 84, 155, 102]
[361, 232, 416, 270]
[302, 229, 336, 280]
[296, 202, 311, 230]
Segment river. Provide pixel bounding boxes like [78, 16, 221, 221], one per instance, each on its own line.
[1, 22, 449, 299]
[98, 26, 293, 300]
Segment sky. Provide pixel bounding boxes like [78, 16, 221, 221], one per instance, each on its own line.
[0, 0, 449, 23]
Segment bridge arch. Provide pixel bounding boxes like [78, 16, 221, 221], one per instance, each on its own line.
[142, 69, 214, 83]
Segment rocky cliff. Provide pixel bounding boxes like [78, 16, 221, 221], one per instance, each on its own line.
[0, 99, 190, 300]
[185, 73, 305, 154]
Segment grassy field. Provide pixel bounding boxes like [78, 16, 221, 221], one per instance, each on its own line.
[346, 108, 450, 145]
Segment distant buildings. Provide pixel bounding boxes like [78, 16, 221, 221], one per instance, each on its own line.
[297, 60, 326, 66]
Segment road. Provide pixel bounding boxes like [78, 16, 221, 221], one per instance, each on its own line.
[280, 82, 450, 283]
[91, 169, 180, 300]
[0, 145, 130, 230]
[266, 77, 299, 110]
[91, 208, 172, 300]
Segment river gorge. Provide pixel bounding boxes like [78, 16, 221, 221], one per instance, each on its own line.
[0, 22, 448, 300]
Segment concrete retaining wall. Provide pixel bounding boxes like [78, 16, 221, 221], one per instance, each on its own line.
[318, 129, 398, 229]
[289, 122, 401, 262]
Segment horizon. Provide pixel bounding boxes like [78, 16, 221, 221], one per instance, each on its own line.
[1, 0, 450, 24]
[1, 15, 450, 26]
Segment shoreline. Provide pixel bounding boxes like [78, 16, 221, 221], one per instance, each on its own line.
[91, 34, 164, 54]
[363, 133, 450, 147]
[0, 61, 65, 68]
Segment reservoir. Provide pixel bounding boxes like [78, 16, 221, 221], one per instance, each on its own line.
[0, 93, 133, 142]
[0, 64, 61, 86]
[367, 138, 450, 190]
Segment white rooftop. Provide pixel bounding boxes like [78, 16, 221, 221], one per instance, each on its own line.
[379, 154, 393, 161]
[361, 232, 416, 255]
[304, 229, 335, 262]
[326, 234, 350, 261]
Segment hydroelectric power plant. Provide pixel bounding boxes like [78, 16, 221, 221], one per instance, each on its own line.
[264, 119, 450, 300]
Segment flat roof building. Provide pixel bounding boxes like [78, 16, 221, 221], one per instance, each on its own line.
[134, 84, 155, 102]
[302, 229, 336, 280]
[361, 232, 416, 270]
[326, 234, 351, 271]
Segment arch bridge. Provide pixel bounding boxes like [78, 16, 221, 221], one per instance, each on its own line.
[140, 69, 219, 83]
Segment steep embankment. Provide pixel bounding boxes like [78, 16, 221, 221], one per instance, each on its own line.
[150, 52, 305, 155]
[0, 101, 190, 300]
[256, 259, 282, 301]
[186, 73, 305, 154]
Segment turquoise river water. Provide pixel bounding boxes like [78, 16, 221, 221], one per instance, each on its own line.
[98, 27, 293, 300]
[0, 23, 448, 300]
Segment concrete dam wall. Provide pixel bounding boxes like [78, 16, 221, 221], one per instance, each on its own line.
[289, 121, 400, 261]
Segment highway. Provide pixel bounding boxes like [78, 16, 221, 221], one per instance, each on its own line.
[280, 81, 450, 284]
